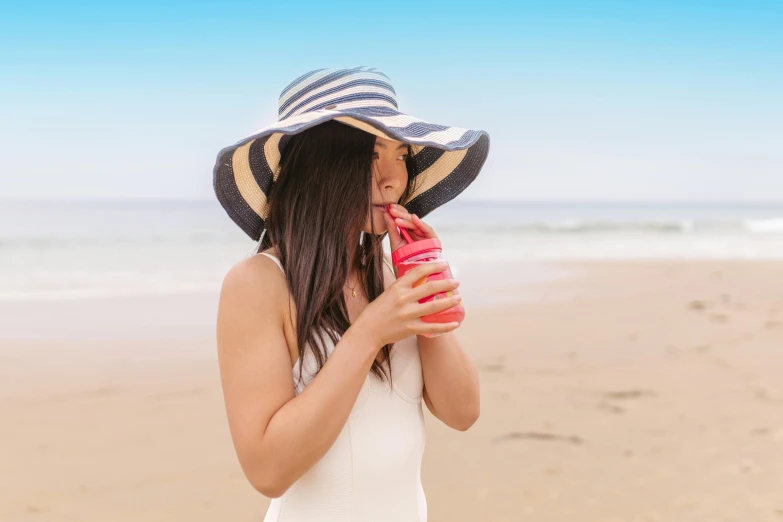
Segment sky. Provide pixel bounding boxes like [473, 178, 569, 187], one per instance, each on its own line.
[1, 0, 781, 202]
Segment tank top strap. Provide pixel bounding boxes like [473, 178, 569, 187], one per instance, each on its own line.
[257, 252, 285, 275]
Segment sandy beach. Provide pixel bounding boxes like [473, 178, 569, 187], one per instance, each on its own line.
[2, 260, 783, 521]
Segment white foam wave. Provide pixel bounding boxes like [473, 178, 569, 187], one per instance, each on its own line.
[745, 218, 783, 233]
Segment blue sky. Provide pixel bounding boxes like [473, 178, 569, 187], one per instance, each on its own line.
[1, 0, 781, 201]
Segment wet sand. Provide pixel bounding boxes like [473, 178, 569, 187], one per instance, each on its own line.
[2, 261, 783, 521]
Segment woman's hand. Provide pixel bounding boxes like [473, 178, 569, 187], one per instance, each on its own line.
[382, 204, 439, 251]
[352, 261, 462, 348]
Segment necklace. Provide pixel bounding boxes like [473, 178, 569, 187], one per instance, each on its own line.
[345, 278, 359, 299]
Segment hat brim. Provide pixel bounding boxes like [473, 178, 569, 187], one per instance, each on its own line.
[213, 106, 490, 241]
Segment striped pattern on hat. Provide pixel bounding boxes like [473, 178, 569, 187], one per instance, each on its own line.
[213, 67, 490, 241]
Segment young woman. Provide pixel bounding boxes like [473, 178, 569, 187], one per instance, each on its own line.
[213, 67, 490, 522]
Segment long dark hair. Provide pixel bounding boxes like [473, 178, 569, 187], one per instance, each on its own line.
[258, 121, 416, 384]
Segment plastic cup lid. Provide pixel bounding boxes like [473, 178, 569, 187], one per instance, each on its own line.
[391, 238, 442, 266]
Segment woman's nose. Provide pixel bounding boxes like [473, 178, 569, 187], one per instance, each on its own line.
[376, 163, 400, 190]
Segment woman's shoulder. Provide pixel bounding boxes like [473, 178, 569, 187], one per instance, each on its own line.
[217, 251, 297, 361]
[220, 252, 288, 314]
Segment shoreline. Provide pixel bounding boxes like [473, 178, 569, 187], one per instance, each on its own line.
[2, 258, 783, 344]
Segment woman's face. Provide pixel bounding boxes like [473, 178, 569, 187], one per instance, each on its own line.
[363, 136, 410, 235]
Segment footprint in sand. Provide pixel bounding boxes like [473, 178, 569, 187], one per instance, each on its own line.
[492, 431, 583, 445]
[146, 387, 210, 401]
[597, 401, 625, 414]
[477, 357, 506, 373]
[50, 387, 123, 402]
[689, 300, 708, 311]
[603, 389, 656, 400]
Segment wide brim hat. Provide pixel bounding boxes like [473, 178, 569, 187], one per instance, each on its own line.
[213, 66, 490, 241]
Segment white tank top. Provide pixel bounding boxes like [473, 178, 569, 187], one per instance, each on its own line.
[258, 252, 428, 522]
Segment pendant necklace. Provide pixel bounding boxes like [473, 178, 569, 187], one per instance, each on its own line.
[345, 279, 359, 299]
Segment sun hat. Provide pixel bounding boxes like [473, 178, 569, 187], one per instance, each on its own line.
[213, 66, 490, 240]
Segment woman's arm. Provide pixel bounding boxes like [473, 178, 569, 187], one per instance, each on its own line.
[418, 332, 480, 431]
[216, 255, 379, 498]
[383, 252, 480, 431]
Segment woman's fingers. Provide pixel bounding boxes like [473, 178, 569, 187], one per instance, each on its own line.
[415, 293, 463, 317]
[397, 261, 450, 287]
[390, 207, 419, 228]
[383, 211, 405, 250]
[395, 219, 425, 238]
[394, 215, 432, 240]
[389, 204, 411, 221]
[414, 320, 461, 337]
[390, 206, 420, 229]
[410, 277, 459, 301]
[394, 216, 415, 228]
[393, 217, 428, 244]
[389, 204, 438, 243]
[411, 214, 435, 235]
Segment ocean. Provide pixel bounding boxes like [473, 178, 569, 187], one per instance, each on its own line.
[1, 199, 782, 302]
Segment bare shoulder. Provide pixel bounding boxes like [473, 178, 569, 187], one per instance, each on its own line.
[217, 254, 291, 357]
[219, 255, 287, 314]
[221, 252, 286, 291]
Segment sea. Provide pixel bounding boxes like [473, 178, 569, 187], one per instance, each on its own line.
[2, 199, 783, 303]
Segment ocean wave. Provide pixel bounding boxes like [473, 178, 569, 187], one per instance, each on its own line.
[2, 219, 783, 252]
[0, 231, 247, 250]
[433, 219, 752, 235]
[744, 218, 783, 233]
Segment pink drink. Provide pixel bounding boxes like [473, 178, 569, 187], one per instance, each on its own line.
[392, 238, 465, 329]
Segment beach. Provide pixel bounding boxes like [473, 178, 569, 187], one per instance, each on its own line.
[5, 0, 782, 517]
[3, 260, 782, 521]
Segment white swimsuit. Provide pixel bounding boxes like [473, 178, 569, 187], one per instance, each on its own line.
[258, 252, 428, 522]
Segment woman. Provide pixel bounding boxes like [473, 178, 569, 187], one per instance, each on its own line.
[213, 67, 490, 522]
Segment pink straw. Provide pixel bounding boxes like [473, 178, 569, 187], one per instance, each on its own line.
[398, 225, 414, 244]
[385, 204, 414, 244]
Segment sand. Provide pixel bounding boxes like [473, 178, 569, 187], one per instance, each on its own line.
[2, 261, 783, 521]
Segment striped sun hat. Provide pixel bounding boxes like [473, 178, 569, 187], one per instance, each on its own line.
[213, 66, 490, 240]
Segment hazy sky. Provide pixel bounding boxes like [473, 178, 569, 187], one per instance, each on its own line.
[1, 0, 781, 201]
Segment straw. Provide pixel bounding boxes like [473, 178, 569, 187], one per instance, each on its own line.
[385, 205, 414, 244]
[399, 225, 414, 244]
